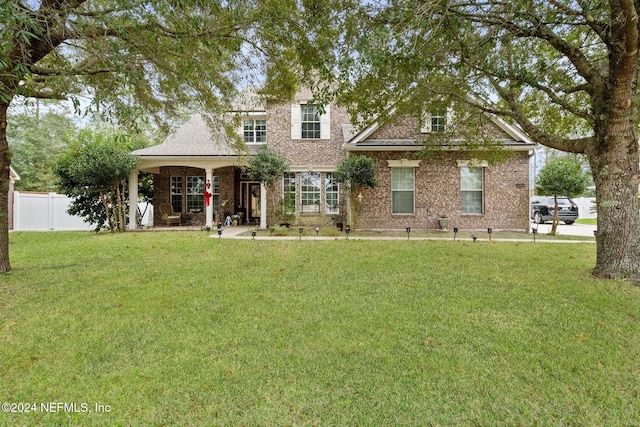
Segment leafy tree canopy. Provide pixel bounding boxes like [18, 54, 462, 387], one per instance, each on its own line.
[281, 0, 640, 280]
[55, 127, 142, 232]
[8, 109, 77, 191]
[333, 155, 377, 192]
[0, 0, 286, 270]
[246, 145, 289, 189]
[536, 158, 588, 199]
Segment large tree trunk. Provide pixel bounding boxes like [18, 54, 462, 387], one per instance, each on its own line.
[588, 129, 640, 280]
[0, 102, 12, 272]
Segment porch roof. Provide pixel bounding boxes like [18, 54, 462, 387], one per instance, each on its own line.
[132, 114, 261, 172]
[133, 114, 253, 157]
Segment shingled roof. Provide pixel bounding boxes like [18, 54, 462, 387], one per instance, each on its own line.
[132, 114, 254, 157]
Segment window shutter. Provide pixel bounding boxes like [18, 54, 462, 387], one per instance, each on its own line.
[238, 119, 245, 140]
[446, 107, 455, 132]
[420, 110, 432, 133]
[320, 104, 331, 139]
[291, 104, 301, 139]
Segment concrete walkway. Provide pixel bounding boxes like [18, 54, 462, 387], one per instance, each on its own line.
[533, 222, 597, 237]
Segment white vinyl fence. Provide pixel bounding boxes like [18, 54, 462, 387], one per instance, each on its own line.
[13, 192, 153, 231]
[573, 197, 597, 219]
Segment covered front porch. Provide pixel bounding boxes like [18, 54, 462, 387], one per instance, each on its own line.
[128, 114, 267, 230]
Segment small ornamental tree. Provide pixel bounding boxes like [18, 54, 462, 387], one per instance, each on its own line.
[246, 145, 289, 226]
[535, 158, 588, 235]
[55, 128, 140, 232]
[333, 155, 377, 227]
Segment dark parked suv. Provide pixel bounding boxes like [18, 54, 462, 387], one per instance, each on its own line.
[531, 196, 579, 224]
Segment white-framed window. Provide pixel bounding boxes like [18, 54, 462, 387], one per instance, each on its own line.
[461, 167, 484, 214]
[430, 108, 447, 132]
[186, 176, 205, 212]
[391, 167, 415, 214]
[325, 173, 339, 214]
[171, 176, 183, 213]
[301, 105, 321, 139]
[282, 172, 296, 214]
[301, 172, 321, 213]
[211, 176, 220, 212]
[421, 105, 454, 133]
[290, 103, 331, 139]
[243, 119, 266, 143]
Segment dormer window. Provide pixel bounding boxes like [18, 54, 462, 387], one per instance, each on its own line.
[421, 104, 453, 133]
[430, 108, 447, 133]
[243, 119, 266, 143]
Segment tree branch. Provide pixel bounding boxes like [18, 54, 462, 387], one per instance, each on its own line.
[452, 4, 604, 91]
[490, 78, 593, 153]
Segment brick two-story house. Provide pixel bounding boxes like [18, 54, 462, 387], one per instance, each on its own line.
[129, 88, 536, 231]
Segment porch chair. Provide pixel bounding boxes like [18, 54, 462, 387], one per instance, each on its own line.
[159, 203, 181, 226]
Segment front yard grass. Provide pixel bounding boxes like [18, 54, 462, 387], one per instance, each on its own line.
[1, 232, 639, 426]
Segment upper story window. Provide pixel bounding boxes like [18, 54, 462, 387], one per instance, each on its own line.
[301, 105, 321, 139]
[243, 119, 266, 143]
[290, 103, 331, 140]
[430, 108, 447, 133]
[421, 104, 453, 133]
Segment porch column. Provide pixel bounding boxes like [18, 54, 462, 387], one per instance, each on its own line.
[260, 182, 267, 229]
[128, 169, 139, 230]
[206, 168, 214, 227]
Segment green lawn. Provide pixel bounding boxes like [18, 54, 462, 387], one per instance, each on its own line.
[576, 218, 598, 225]
[1, 232, 639, 426]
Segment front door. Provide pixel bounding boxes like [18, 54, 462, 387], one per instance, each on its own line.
[246, 182, 261, 225]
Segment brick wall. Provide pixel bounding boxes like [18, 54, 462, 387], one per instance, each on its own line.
[266, 88, 348, 167]
[353, 151, 531, 231]
[149, 94, 532, 231]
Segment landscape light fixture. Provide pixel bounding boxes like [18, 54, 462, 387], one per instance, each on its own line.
[251, 229, 257, 239]
[532, 227, 538, 242]
[345, 226, 351, 239]
[406, 227, 411, 239]
[298, 227, 304, 240]
[487, 227, 493, 241]
[217, 229, 222, 239]
[453, 227, 459, 240]
[315, 226, 320, 236]
[472, 234, 477, 242]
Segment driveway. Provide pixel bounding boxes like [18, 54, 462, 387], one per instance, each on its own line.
[532, 221, 596, 237]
